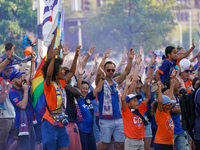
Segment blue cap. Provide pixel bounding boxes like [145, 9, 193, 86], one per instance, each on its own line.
[125, 94, 142, 103]
[162, 95, 176, 105]
[9, 71, 25, 81]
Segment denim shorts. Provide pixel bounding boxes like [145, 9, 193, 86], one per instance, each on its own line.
[33, 122, 42, 144]
[42, 119, 70, 150]
[145, 122, 152, 138]
[99, 118, 125, 143]
[174, 131, 190, 150]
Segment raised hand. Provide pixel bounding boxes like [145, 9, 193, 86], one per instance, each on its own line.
[9, 44, 15, 59]
[62, 43, 71, 56]
[103, 48, 111, 59]
[135, 54, 142, 65]
[78, 54, 85, 64]
[53, 48, 59, 57]
[31, 51, 36, 60]
[145, 77, 151, 86]
[157, 81, 162, 88]
[87, 46, 95, 57]
[127, 48, 135, 59]
[75, 45, 81, 57]
[77, 64, 84, 75]
[125, 75, 132, 86]
[99, 67, 106, 79]
[150, 54, 156, 66]
[94, 54, 98, 64]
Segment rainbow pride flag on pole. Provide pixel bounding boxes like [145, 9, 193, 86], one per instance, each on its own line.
[31, 57, 46, 117]
[31, 0, 63, 118]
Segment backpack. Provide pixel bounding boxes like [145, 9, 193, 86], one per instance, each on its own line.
[179, 88, 196, 131]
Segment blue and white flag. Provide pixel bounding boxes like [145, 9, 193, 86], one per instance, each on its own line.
[43, 0, 61, 47]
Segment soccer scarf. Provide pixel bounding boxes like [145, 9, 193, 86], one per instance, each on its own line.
[101, 79, 122, 119]
[52, 82, 67, 111]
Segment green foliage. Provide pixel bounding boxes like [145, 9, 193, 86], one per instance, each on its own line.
[182, 26, 199, 53]
[0, 0, 37, 56]
[81, 0, 176, 54]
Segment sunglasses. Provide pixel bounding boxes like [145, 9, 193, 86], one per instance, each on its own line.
[106, 69, 115, 73]
[185, 70, 193, 73]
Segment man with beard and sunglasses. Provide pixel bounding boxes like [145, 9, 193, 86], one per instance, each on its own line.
[178, 59, 193, 93]
[95, 48, 135, 150]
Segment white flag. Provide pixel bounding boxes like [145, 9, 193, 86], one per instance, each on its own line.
[43, 0, 61, 47]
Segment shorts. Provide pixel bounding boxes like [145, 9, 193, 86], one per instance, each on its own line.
[154, 143, 173, 150]
[125, 137, 144, 150]
[174, 132, 190, 150]
[0, 118, 17, 150]
[99, 118, 125, 143]
[33, 122, 42, 144]
[42, 119, 70, 150]
[145, 122, 152, 138]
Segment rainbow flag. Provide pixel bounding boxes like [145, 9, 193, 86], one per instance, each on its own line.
[31, 57, 46, 118]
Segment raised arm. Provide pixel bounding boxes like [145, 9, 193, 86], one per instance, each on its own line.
[16, 81, 29, 109]
[81, 46, 95, 69]
[65, 45, 81, 82]
[121, 76, 132, 111]
[127, 54, 142, 94]
[0, 45, 15, 73]
[144, 77, 151, 104]
[157, 81, 163, 112]
[45, 48, 59, 86]
[77, 64, 84, 90]
[93, 68, 106, 97]
[62, 43, 71, 60]
[179, 39, 195, 61]
[95, 48, 111, 85]
[115, 48, 135, 85]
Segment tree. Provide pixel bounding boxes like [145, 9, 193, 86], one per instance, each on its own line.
[81, 0, 176, 54]
[0, 0, 37, 56]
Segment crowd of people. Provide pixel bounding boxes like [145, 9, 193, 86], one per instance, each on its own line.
[0, 39, 200, 150]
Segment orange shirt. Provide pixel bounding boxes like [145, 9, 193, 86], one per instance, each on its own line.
[154, 108, 174, 145]
[42, 80, 65, 126]
[184, 79, 192, 93]
[121, 101, 147, 139]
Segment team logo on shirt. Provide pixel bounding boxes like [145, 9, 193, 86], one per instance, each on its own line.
[165, 116, 174, 133]
[132, 114, 143, 128]
[13, 98, 18, 103]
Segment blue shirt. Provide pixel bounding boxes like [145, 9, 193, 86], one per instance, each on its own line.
[194, 62, 200, 70]
[97, 83, 122, 118]
[9, 87, 34, 127]
[77, 91, 95, 133]
[158, 58, 178, 83]
[170, 95, 185, 135]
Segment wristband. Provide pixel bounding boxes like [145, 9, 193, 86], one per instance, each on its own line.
[150, 66, 154, 68]
[5, 90, 9, 95]
[101, 77, 105, 80]
[91, 73, 94, 76]
[7, 57, 11, 61]
[31, 60, 36, 62]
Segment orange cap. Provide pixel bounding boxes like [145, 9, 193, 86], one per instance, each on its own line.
[24, 46, 33, 56]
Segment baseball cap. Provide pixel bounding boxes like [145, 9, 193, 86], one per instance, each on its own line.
[125, 94, 142, 103]
[180, 58, 190, 72]
[9, 71, 25, 81]
[162, 95, 176, 105]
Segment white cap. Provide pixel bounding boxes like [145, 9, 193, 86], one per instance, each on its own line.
[179, 58, 190, 72]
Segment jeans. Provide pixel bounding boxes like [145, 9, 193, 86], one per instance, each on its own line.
[79, 129, 96, 150]
[174, 132, 190, 150]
